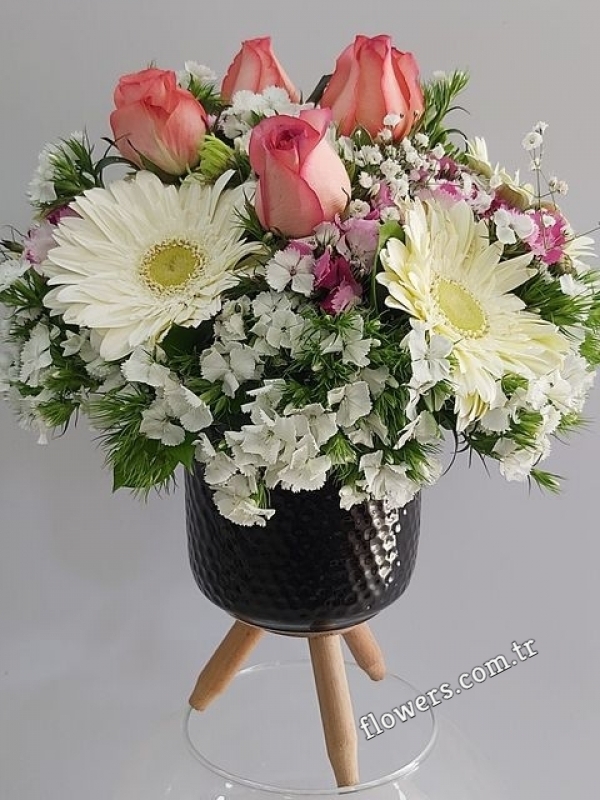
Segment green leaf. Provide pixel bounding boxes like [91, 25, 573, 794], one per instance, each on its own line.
[371, 220, 404, 310]
[378, 220, 404, 251]
[530, 469, 562, 493]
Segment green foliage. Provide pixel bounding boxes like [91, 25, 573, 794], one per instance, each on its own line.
[0, 268, 47, 317]
[323, 432, 358, 466]
[236, 198, 274, 244]
[1, 235, 24, 256]
[556, 412, 586, 435]
[395, 438, 440, 484]
[186, 77, 223, 116]
[529, 469, 561, 493]
[38, 337, 99, 428]
[416, 70, 470, 156]
[40, 133, 104, 212]
[89, 387, 195, 493]
[580, 332, 600, 366]
[37, 397, 79, 428]
[501, 373, 529, 397]
[515, 271, 595, 329]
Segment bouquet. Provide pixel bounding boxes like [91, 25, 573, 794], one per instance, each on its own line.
[1, 35, 598, 526]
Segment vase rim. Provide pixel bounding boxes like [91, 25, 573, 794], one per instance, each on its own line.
[183, 660, 438, 796]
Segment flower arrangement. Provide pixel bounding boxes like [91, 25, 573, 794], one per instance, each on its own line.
[1, 35, 599, 526]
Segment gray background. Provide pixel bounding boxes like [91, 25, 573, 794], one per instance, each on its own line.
[1, 1, 598, 797]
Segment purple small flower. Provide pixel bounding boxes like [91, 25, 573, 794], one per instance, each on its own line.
[315, 254, 362, 314]
[339, 217, 379, 270]
[321, 281, 362, 314]
[24, 205, 77, 268]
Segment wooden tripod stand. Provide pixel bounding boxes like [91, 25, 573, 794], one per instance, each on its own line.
[188, 619, 386, 787]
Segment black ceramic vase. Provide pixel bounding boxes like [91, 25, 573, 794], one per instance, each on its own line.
[185, 466, 421, 634]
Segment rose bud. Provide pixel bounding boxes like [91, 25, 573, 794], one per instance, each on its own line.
[249, 108, 351, 238]
[221, 37, 300, 103]
[321, 35, 424, 140]
[110, 67, 207, 176]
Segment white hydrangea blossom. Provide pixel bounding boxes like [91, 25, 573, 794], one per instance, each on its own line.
[242, 379, 286, 423]
[277, 441, 332, 493]
[213, 298, 251, 344]
[201, 342, 262, 397]
[195, 434, 239, 485]
[140, 399, 187, 446]
[493, 404, 562, 482]
[19, 322, 53, 387]
[346, 411, 389, 448]
[122, 346, 172, 388]
[251, 306, 306, 354]
[122, 347, 212, 444]
[527, 353, 595, 415]
[140, 379, 212, 446]
[27, 132, 85, 206]
[339, 483, 368, 510]
[164, 383, 213, 432]
[265, 247, 315, 296]
[359, 366, 397, 397]
[357, 451, 420, 508]
[5, 384, 53, 444]
[212, 473, 275, 527]
[405, 323, 453, 391]
[320, 316, 373, 368]
[327, 381, 372, 428]
[493, 208, 536, 245]
[177, 61, 217, 88]
[0, 314, 20, 393]
[0, 259, 28, 291]
[395, 411, 440, 449]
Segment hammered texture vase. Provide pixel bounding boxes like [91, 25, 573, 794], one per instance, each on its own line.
[185, 467, 421, 634]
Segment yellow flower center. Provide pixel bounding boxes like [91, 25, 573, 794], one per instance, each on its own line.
[434, 277, 488, 338]
[140, 239, 207, 294]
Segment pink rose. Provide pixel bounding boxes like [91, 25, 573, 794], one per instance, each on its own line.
[249, 109, 351, 238]
[110, 68, 207, 175]
[221, 37, 300, 103]
[321, 35, 424, 140]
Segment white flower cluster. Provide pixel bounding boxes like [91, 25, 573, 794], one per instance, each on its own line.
[339, 132, 449, 220]
[0, 279, 123, 442]
[0, 312, 55, 443]
[487, 352, 596, 482]
[121, 348, 213, 446]
[0, 259, 28, 292]
[187, 293, 445, 525]
[219, 87, 313, 153]
[27, 132, 86, 206]
[176, 61, 217, 89]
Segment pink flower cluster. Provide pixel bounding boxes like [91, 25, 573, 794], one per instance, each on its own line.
[278, 216, 379, 314]
[418, 157, 570, 266]
[523, 208, 568, 265]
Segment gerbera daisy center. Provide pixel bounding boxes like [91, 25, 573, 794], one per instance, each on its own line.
[434, 277, 488, 338]
[140, 238, 207, 293]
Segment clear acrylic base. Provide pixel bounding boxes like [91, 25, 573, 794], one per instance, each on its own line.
[115, 661, 507, 798]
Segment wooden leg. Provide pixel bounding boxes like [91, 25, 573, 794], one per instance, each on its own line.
[189, 621, 264, 711]
[309, 634, 359, 787]
[343, 623, 386, 681]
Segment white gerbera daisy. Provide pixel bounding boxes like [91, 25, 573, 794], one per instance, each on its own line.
[378, 199, 569, 428]
[42, 171, 262, 361]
